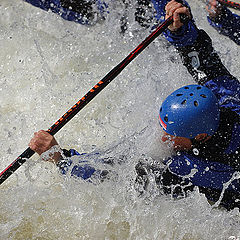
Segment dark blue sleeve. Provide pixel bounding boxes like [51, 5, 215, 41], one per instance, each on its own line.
[151, 0, 240, 89]
[204, 76, 240, 116]
[164, 153, 240, 192]
[163, 22, 198, 47]
[24, 0, 50, 9]
[58, 149, 94, 179]
[58, 149, 110, 181]
[207, 7, 240, 45]
[151, 0, 199, 47]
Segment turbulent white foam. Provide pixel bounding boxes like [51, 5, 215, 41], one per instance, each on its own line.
[1, 0, 240, 239]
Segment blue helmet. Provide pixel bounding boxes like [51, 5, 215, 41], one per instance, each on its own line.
[159, 85, 220, 138]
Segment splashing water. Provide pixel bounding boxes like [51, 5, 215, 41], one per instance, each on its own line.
[1, 0, 240, 239]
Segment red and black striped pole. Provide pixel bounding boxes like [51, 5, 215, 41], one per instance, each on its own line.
[0, 16, 174, 185]
[218, 0, 240, 10]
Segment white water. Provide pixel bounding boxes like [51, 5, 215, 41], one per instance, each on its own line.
[0, 0, 240, 239]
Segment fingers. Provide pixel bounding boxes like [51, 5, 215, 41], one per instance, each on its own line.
[206, 0, 222, 18]
[173, 7, 190, 28]
[29, 130, 58, 155]
[165, 0, 191, 32]
[206, 0, 218, 9]
[166, 1, 183, 17]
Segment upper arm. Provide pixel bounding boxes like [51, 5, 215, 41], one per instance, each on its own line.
[204, 76, 240, 115]
[165, 153, 238, 191]
[176, 29, 232, 85]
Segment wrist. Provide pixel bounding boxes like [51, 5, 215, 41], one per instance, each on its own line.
[40, 145, 62, 164]
[50, 151, 62, 165]
[56, 149, 73, 167]
[168, 25, 184, 34]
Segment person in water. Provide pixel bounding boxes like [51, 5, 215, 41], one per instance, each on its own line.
[29, 0, 240, 210]
[205, 0, 240, 45]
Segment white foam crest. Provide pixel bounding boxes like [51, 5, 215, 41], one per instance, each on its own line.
[1, 0, 240, 239]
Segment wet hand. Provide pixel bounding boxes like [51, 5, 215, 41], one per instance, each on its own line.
[206, 0, 222, 19]
[165, 0, 191, 32]
[29, 130, 59, 155]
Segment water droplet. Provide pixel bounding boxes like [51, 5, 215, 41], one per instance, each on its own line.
[193, 148, 199, 155]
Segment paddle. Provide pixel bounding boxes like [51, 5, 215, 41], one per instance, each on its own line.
[218, 0, 240, 10]
[0, 16, 174, 185]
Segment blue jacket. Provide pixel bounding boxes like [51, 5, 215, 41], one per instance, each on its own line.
[56, 0, 240, 209]
[59, 22, 240, 208]
[151, 1, 240, 209]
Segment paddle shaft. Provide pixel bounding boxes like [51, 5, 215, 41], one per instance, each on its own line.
[0, 16, 174, 185]
[218, 0, 240, 10]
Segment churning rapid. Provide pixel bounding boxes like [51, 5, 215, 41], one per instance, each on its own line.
[1, 0, 240, 239]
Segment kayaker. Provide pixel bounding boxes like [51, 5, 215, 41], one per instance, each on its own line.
[29, 0, 240, 210]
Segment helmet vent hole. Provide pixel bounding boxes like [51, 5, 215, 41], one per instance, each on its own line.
[200, 94, 207, 98]
[197, 86, 202, 90]
[160, 107, 162, 112]
[164, 116, 168, 122]
[194, 101, 199, 107]
[181, 100, 187, 105]
[176, 94, 183, 96]
[184, 86, 189, 89]
[190, 93, 193, 96]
